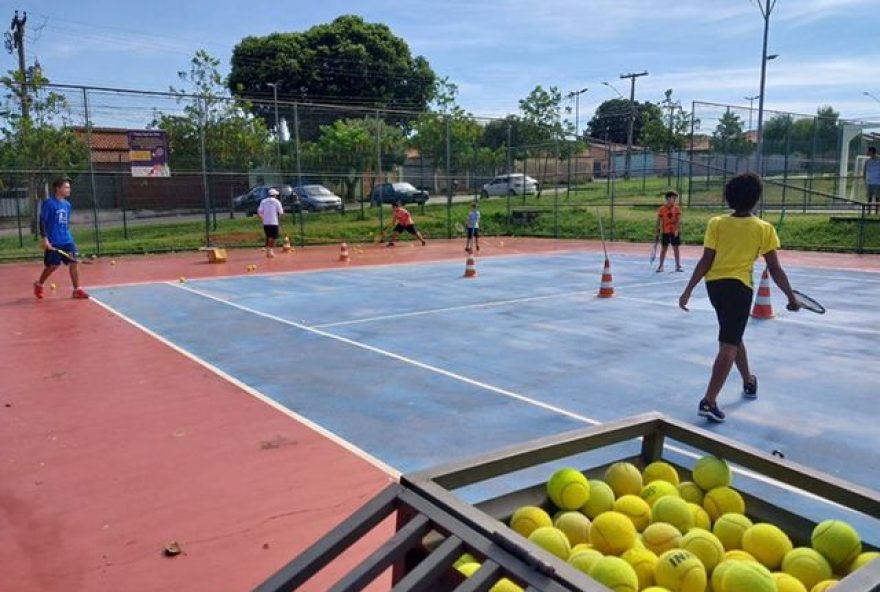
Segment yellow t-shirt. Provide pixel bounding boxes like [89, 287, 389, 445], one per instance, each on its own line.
[703, 215, 780, 288]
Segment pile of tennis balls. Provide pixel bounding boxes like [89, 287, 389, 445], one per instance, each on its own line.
[454, 456, 878, 592]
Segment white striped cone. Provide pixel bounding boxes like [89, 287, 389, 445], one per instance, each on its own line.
[751, 268, 774, 319]
[339, 242, 350, 262]
[282, 236, 292, 252]
[463, 254, 477, 278]
[598, 258, 615, 298]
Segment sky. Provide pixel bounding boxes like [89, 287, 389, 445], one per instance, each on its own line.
[6, 0, 880, 129]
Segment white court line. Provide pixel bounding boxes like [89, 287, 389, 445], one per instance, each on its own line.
[89, 295, 402, 480]
[163, 281, 845, 508]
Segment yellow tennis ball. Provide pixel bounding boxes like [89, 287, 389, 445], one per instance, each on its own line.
[712, 560, 735, 592]
[680, 528, 725, 572]
[849, 551, 880, 574]
[569, 542, 594, 556]
[724, 549, 758, 562]
[742, 523, 793, 570]
[774, 572, 808, 592]
[588, 556, 639, 592]
[622, 547, 659, 590]
[453, 553, 478, 568]
[652, 496, 694, 534]
[178, 276, 186, 283]
[614, 494, 652, 531]
[692, 455, 732, 491]
[643, 461, 681, 486]
[554, 511, 591, 546]
[547, 468, 590, 510]
[687, 503, 711, 531]
[642, 522, 683, 555]
[721, 560, 775, 592]
[49, 283, 56, 290]
[654, 549, 707, 592]
[528, 526, 571, 560]
[677, 481, 705, 505]
[703, 487, 745, 522]
[590, 511, 638, 556]
[456, 562, 481, 577]
[582, 480, 616, 518]
[782, 547, 833, 589]
[713, 513, 754, 550]
[641, 480, 681, 508]
[489, 578, 523, 592]
[811, 520, 862, 572]
[605, 462, 644, 498]
[509, 506, 552, 538]
[810, 579, 839, 592]
[568, 549, 604, 574]
[642, 588, 673, 592]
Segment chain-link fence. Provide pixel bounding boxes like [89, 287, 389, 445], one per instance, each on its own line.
[2, 87, 879, 259]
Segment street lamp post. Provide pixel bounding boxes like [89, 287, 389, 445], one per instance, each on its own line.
[753, 0, 777, 182]
[745, 95, 760, 132]
[865, 91, 880, 105]
[566, 87, 588, 197]
[619, 71, 648, 179]
[266, 82, 282, 173]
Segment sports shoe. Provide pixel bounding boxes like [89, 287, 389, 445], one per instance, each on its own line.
[698, 398, 726, 422]
[676, 266, 684, 272]
[743, 375, 758, 399]
[267, 249, 275, 258]
[72, 288, 90, 300]
[386, 242, 395, 248]
[33, 282, 44, 299]
[420, 239, 426, 246]
[656, 266, 664, 273]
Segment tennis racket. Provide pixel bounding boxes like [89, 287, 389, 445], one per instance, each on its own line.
[51, 247, 95, 264]
[454, 222, 466, 234]
[790, 289, 825, 314]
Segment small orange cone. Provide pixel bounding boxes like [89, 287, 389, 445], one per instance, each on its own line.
[751, 268, 774, 319]
[339, 241, 350, 262]
[598, 258, 615, 298]
[282, 236, 292, 253]
[463, 254, 477, 278]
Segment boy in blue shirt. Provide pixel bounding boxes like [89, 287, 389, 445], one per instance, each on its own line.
[33, 178, 89, 299]
[465, 202, 480, 253]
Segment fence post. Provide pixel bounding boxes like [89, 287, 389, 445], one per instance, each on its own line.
[198, 95, 211, 246]
[82, 88, 102, 254]
[15, 189, 23, 248]
[687, 102, 695, 207]
[375, 110, 383, 236]
[554, 136, 560, 238]
[446, 116, 452, 239]
[294, 102, 304, 246]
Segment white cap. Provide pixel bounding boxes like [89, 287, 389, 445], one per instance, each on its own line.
[268, 188, 280, 196]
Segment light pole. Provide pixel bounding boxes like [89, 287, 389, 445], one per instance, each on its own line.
[865, 91, 880, 105]
[753, 0, 778, 183]
[266, 81, 282, 173]
[566, 87, 588, 197]
[745, 95, 760, 132]
[620, 71, 648, 179]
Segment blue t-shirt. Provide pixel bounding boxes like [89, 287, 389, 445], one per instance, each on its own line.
[866, 157, 880, 185]
[40, 197, 74, 245]
[467, 209, 480, 229]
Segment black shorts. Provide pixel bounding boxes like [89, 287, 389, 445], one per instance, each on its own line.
[661, 233, 681, 246]
[394, 223, 418, 235]
[467, 227, 479, 239]
[706, 279, 753, 346]
[263, 225, 279, 239]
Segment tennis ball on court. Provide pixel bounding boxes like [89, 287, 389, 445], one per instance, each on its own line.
[641, 480, 681, 508]
[720, 560, 775, 592]
[742, 523, 793, 570]
[810, 579, 839, 592]
[110, 259, 116, 265]
[688, 503, 711, 531]
[588, 556, 639, 592]
[614, 495, 652, 531]
[178, 276, 186, 283]
[453, 553, 478, 568]
[643, 461, 680, 486]
[724, 549, 758, 562]
[677, 481, 705, 505]
[692, 455, 732, 491]
[49, 283, 56, 290]
[680, 528, 725, 572]
[528, 526, 571, 560]
[782, 547, 833, 589]
[456, 562, 481, 577]
[642, 522, 683, 555]
[590, 511, 638, 556]
[654, 549, 707, 592]
[554, 511, 591, 546]
[581, 480, 616, 518]
[547, 468, 590, 510]
[811, 519, 862, 572]
[652, 496, 694, 534]
[774, 572, 809, 592]
[713, 513, 754, 550]
[849, 551, 880, 573]
[568, 549, 604, 574]
[509, 506, 552, 538]
[605, 462, 644, 498]
[622, 547, 659, 590]
[703, 487, 745, 522]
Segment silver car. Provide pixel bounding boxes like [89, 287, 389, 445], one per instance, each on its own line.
[481, 173, 539, 198]
[293, 185, 343, 211]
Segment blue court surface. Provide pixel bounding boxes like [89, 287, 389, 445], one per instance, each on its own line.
[92, 251, 880, 544]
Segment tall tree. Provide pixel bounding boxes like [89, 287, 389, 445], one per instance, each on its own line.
[710, 110, 753, 155]
[228, 15, 436, 138]
[518, 85, 579, 195]
[640, 90, 694, 153]
[813, 105, 840, 157]
[587, 99, 661, 145]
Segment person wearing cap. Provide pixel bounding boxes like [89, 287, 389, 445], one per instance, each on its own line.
[257, 187, 284, 257]
[656, 190, 683, 272]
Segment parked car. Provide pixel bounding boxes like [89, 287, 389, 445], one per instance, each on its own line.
[369, 182, 429, 206]
[233, 185, 299, 216]
[481, 174, 539, 198]
[293, 184, 343, 211]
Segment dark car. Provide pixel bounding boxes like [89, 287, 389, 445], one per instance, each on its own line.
[369, 182, 429, 206]
[233, 185, 299, 216]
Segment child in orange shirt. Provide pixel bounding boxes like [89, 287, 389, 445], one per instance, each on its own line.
[386, 202, 426, 247]
[656, 191, 683, 272]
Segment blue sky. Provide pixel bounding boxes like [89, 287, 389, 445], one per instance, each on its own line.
[8, 0, 880, 126]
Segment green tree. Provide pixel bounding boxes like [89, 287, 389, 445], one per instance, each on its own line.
[228, 15, 436, 138]
[813, 105, 840, 158]
[640, 90, 694, 153]
[761, 113, 795, 156]
[710, 111, 753, 155]
[587, 99, 661, 145]
[0, 69, 88, 236]
[518, 85, 577, 195]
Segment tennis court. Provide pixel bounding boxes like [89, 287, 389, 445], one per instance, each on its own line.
[2, 239, 879, 590]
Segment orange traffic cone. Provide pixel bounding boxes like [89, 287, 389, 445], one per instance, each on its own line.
[751, 268, 774, 319]
[463, 254, 477, 278]
[282, 236, 292, 253]
[598, 258, 615, 298]
[339, 242, 350, 262]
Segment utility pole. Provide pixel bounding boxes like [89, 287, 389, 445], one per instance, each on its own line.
[745, 95, 760, 132]
[665, 90, 678, 178]
[8, 10, 29, 119]
[620, 71, 648, 179]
